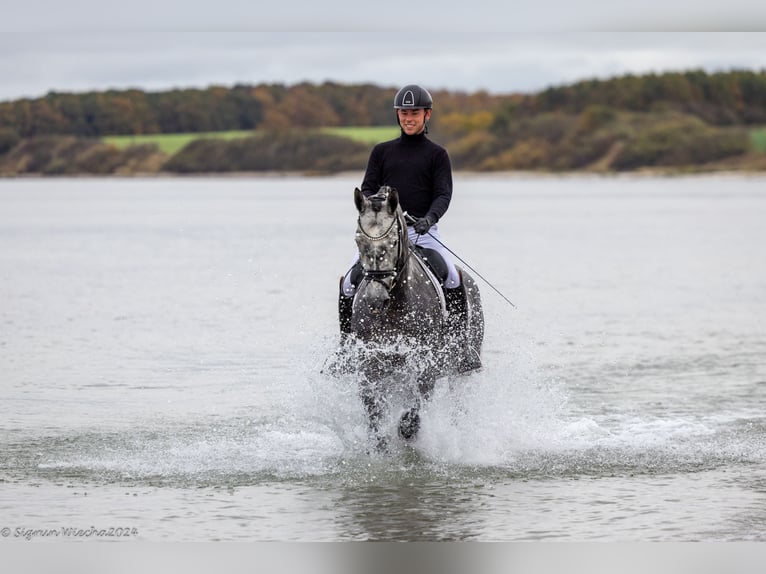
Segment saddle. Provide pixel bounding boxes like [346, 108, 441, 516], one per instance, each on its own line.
[411, 246, 449, 286]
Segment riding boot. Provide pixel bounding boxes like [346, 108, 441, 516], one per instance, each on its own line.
[338, 276, 353, 337]
[444, 286, 482, 373]
[339, 261, 363, 338]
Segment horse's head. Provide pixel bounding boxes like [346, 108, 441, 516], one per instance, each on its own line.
[353, 185, 407, 314]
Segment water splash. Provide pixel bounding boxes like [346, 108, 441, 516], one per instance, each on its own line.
[2, 332, 763, 488]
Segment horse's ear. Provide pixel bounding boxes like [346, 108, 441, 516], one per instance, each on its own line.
[387, 187, 399, 212]
[354, 187, 365, 213]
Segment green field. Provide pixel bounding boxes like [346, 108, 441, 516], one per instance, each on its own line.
[319, 126, 399, 144]
[102, 130, 256, 155]
[103, 126, 399, 155]
[751, 128, 766, 153]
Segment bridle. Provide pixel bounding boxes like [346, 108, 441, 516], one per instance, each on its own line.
[356, 211, 409, 288]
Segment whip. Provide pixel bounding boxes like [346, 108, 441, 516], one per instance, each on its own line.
[404, 213, 516, 309]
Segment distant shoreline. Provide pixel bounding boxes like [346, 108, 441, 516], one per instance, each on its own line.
[3, 169, 766, 181]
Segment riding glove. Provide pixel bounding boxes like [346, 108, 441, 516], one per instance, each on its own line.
[413, 214, 436, 235]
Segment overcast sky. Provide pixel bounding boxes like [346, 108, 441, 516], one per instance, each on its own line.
[1, 2, 765, 102]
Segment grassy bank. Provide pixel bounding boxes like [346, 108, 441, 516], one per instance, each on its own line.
[102, 125, 766, 158]
[5, 123, 764, 177]
[751, 127, 766, 153]
[319, 126, 399, 144]
[102, 130, 256, 155]
[102, 126, 399, 155]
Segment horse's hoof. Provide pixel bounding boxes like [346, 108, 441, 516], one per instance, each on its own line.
[398, 408, 421, 440]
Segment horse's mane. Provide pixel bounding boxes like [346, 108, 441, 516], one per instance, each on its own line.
[393, 205, 409, 251]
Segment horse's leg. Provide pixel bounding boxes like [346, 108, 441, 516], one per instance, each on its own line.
[398, 406, 420, 440]
[418, 375, 435, 401]
[359, 377, 389, 451]
[360, 381, 383, 432]
[398, 373, 435, 441]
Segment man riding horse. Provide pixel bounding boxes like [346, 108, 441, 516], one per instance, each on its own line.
[342, 184, 484, 448]
[339, 84, 481, 374]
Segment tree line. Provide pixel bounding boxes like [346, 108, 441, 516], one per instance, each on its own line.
[512, 69, 766, 125]
[0, 83, 411, 137]
[1, 69, 765, 175]
[1, 70, 765, 138]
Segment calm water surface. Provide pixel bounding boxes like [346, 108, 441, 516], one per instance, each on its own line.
[1, 174, 765, 541]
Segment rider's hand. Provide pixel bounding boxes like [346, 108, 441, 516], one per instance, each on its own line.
[413, 214, 436, 235]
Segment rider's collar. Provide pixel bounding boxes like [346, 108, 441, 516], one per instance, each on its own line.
[399, 130, 427, 143]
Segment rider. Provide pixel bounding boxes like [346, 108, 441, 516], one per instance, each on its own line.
[339, 83, 481, 372]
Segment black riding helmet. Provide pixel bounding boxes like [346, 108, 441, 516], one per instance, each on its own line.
[393, 84, 433, 109]
[393, 84, 433, 133]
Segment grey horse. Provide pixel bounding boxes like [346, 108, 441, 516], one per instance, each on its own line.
[340, 185, 484, 449]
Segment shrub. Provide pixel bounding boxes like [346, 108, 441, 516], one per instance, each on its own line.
[612, 117, 750, 170]
[72, 145, 124, 174]
[553, 132, 621, 170]
[0, 127, 20, 154]
[164, 130, 369, 173]
[448, 132, 500, 170]
[576, 105, 617, 133]
[0, 136, 160, 175]
[480, 138, 553, 171]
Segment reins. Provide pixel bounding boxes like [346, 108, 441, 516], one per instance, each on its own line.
[403, 213, 517, 309]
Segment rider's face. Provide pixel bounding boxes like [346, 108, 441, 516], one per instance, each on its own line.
[397, 108, 431, 135]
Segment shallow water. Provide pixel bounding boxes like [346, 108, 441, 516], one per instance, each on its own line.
[1, 174, 765, 541]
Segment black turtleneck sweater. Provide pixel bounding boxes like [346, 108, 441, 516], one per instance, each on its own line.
[360, 130, 453, 222]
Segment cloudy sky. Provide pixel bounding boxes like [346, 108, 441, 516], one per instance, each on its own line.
[1, 2, 765, 102]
